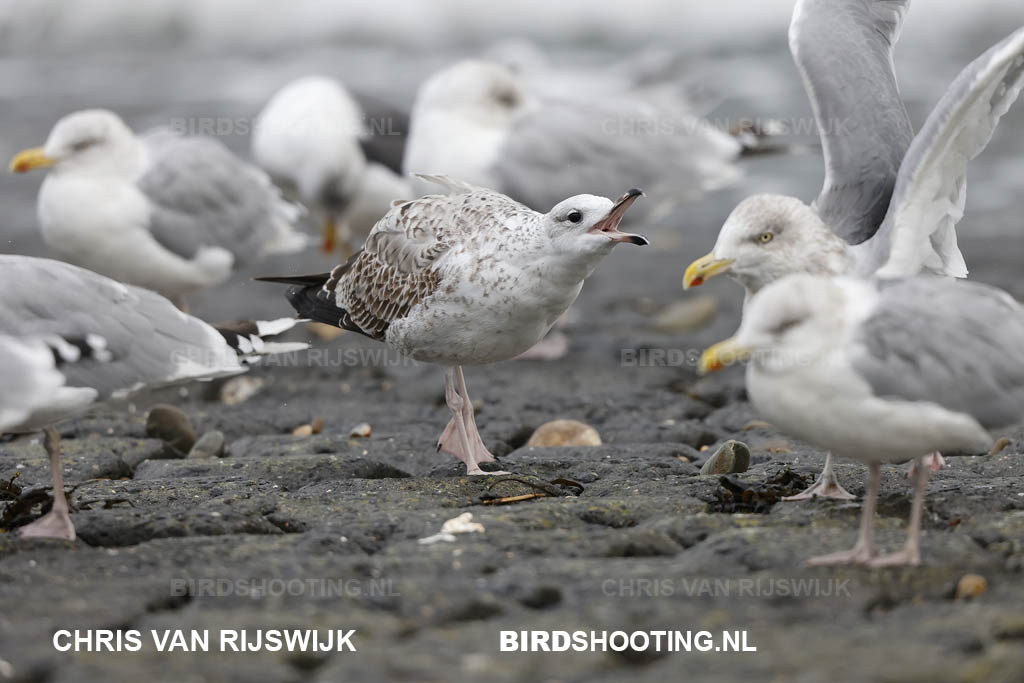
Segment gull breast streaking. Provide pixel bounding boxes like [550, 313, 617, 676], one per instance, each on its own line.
[700, 274, 1024, 567]
[252, 76, 412, 256]
[259, 175, 648, 475]
[403, 59, 741, 219]
[10, 109, 309, 305]
[0, 255, 307, 541]
[684, 0, 1024, 500]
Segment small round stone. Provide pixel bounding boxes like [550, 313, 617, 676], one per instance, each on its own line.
[145, 404, 196, 453]
[526, 420, 601, 447]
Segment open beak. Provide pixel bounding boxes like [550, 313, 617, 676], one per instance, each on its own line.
[589, 188, 648, 245]
[698, 337, 751, 375]
[10, 147, 56, 173]
[683, 252, 734, 289]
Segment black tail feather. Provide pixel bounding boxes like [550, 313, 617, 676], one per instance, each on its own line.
[257, 270, 373, 339]
[253, 273, 332, 287]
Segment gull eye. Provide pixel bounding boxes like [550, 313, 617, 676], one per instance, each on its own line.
[758, 231, 774, 243]
[771, 317, 801, 335]
[70, 138, 98, 152]
[567, 210, 583, 224]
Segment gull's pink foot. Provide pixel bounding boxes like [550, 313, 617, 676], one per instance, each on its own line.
[466, 466, 511, 476]
[17, 509, 76, 541]
[437, 417, 495, 463]
[866, 547, 920, 568]
[784, 454, 855, 501]
[806, 542, 876, 566]
[908, 451, 945, 478]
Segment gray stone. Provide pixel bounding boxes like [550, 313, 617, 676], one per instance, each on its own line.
[699, 439, 751, 474]
[188, 430, 226, 458]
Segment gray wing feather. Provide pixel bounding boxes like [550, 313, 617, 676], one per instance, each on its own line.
[790, 0, 913, 244]
[851, 278, 1024, 429]
[138, 131, 304, 265]
[0, 256, 241, 404]
[494, 97, 739, 213]
[867, 27, 1024, 278]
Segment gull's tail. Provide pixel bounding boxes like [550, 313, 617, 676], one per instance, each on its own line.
[212, 317, 309, 361]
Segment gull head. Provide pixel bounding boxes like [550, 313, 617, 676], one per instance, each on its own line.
[684, 194, 852, 294]
[10, 109, 138, 176]
[545, 189, 649, 256]
[416, 59, 528, 127]
[699, 274, 853, 375]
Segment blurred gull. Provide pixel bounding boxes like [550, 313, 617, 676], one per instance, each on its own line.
[259, 176, 647, 475]
[404, 59, 743, 219]
[10, 109, 308, 306]
[700, 275, 1024, 567]
[252, 76, 412, 256]
[685, 0, 1024, 499]
[0, 255, 307, 540]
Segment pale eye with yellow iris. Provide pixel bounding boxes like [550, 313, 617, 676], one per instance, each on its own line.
[759, 231, 774, 243]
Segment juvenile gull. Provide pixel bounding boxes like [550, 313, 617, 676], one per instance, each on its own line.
[0, 255, 307, 540]
[259, 176, 647, 475]
[699, 274, 1024, 567]
[10, 109, 308, 305]
[403, 59, 741, 218]
[684, 1, 1024, 499]
[252, 76, 412, 256]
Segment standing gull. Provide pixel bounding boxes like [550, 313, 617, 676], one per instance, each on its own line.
[10, 109, 308, 305]
[404, 59, 741, 219]
[684, 1, 1024, 499]
[0, 255, 306, 540]
[259, 176, 647, 475]
[252, 76, 412, 256]
[699, 275, 1024, 567]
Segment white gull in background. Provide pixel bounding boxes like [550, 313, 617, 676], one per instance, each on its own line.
[700, 275, 1024, 567]
[10, 109, 308, 306]
[0, 255, 307, 541]
[685, 0, 1024, 499]
[259, 176, 648, 475]
[403, 59, 743, 220]
[252, 76, 412, 256]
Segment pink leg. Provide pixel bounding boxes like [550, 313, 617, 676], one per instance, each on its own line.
[17, 427, 76, 541]
[908, 451, 944, 478]
[869, 456, 929, 567]
[806, 461, 879, 566]
[437, 367, 508, 476]
[784, 453, 856, 501]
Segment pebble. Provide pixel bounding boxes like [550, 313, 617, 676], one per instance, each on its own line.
[188, 430, 226, 458]
[145, 404, 196, 453]
[350, 423, 372, 438]
[700, 440, 751, 475]
[652, 296, 717, 333]
[526, 420, 601, 447]
[955, 573, 988, 600]
[292, 424, 314, 437]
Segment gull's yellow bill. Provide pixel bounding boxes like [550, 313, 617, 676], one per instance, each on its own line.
[683, 253, 734, 289]
[698, 337, 751, 375]
[9, 147, 55, 173]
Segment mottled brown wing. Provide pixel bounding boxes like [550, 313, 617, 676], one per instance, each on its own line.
[327, 199, 454, 340]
